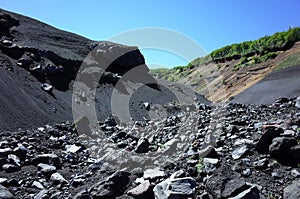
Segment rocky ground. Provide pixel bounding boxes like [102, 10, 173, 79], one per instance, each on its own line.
[0, 97, 299, 199]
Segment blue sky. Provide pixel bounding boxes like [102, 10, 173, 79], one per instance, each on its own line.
[1, 0, 300, 68]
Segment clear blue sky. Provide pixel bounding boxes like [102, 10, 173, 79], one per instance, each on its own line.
[1, 0, 300, 68]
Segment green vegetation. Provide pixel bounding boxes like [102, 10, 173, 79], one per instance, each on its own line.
[210, 27, 300, 63]
[149, 68, 172, 80]
[188, 55, 213, 67]
[150, 68, 169, 74]
[195, 158, 204, 171]
[268, 192, 280, 199]
[158, 144, 165, 149]
[187, 27, 300, 68]
[275, 50, 300, 70]
[150, 65, 194, 82]
[150, 27, 300, 81]
[233, 52, 278, 71]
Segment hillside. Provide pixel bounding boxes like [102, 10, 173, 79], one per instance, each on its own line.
[0, 8, 205, 131]
[151, 28, 300, 102]
[0, 9, 299, 199]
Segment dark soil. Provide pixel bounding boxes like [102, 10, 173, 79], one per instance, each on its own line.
[232, 65, 300, 104]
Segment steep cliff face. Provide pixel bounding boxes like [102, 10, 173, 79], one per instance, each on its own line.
[0, 8, 151, 90]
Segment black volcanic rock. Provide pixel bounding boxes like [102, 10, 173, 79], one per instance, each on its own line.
[0, 98, 297, 198]
[206, 170, 248, 198]
[269, 137, 297, 158]
[256, 127, 283, 154]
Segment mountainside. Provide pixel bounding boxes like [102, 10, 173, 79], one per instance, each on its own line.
[0, 9, 204, 131]
[151, 28, 300, 103]
[0, 9, 299, 199]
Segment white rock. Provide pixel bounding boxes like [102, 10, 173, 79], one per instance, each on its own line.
[32, 181, 44, 189]
[143, 168, 165, 180]
[37, 127, 45, 131]
[65, 144, 82, 153]
[203, 158, 219, 165]
[50, 173, 67, 184]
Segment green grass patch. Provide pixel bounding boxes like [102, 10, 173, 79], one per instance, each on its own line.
[149, 68, 170, 74]
[195, 158, 204, 171]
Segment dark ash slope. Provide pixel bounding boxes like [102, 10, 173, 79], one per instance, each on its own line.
[0, 9, 206, 131]
[232, 65, 300, 104]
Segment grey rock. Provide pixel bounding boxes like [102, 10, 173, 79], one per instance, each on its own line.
[203, 158, 219, 165]
[153, 177, 196, 199]
[41, 83, 53, 92]
[242, 169, 251, 177]
[291, 169, 300, 177]
[90, 171, 131, 198]
[7, 154, 21, 167]
[74, 190, 92, 199]
[65, 144, 83, 153]
[226, 125, 239, 135]
[283, 130, 296, 137]
[232, 145, 249, 160]
[37, 163, 57, 173]
[50, 173, 67, 185]
[203, 158, 219, 174]
[31, 154, 60, 167]
[127, 180, 153, 199]
[271, 172, 280, 179]
[253, 158, 268, 170]
[37, 163, 57, 177]
[295, 96, 300, 108]
[0, 184, 14, 199]
[206, 171, 247, 198]
[143, 168, 165, 181]
[170, 170, 185, 179]
[34, 189, 49, 199]
[204, 146, 219, 158]
[284, 180, 300, 199]
[32, 181, 44, 189]
[49, 191, 62, 198]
